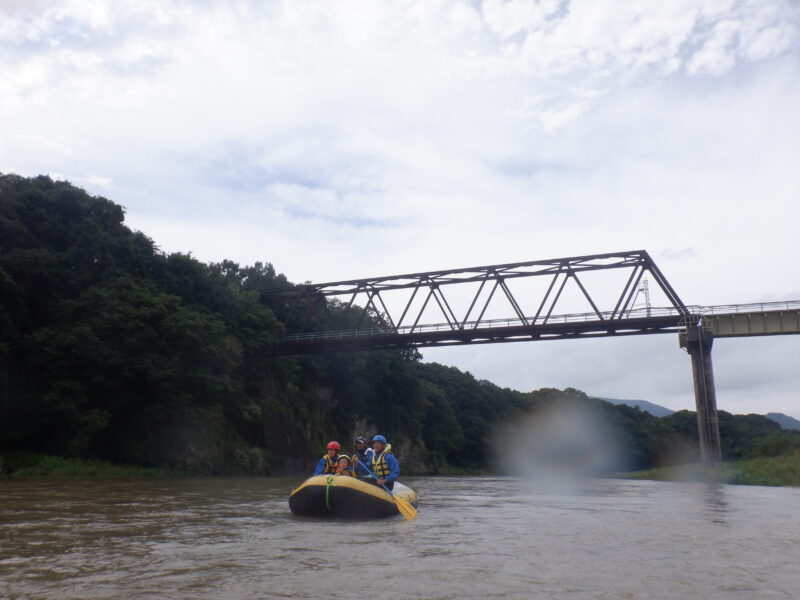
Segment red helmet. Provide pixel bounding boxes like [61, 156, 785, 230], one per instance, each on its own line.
[326, 441, 341, 450]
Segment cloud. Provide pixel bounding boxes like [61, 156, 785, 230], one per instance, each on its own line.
[687, 19, 741, 76]
[3, 1, 797, 126]
[486, 1, 558, 35]
[659, 248, 698, 261]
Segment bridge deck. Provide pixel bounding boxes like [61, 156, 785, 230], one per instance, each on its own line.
[276, 302, 800, 354]
[702, 307, 800, 337]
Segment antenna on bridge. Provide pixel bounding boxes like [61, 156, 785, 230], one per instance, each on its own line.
[629, 279, 652, 317]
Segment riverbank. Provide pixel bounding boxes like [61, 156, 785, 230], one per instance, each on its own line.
[620, 450, 800, 487]
[5, 451, 799, 486]
[0, 453, 183, 478]
[0, 451, 489, 478]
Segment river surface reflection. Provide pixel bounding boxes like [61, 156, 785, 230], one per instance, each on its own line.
[1, 476, 798, 599]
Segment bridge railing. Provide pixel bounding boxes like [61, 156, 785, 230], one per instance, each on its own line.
[696, 300, 800, 315]
[278, 300, 800, 344]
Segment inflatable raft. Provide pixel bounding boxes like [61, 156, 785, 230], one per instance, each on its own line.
[289, 475, 419, 518]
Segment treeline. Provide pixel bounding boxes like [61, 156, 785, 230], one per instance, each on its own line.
[2, 174, 798, 475]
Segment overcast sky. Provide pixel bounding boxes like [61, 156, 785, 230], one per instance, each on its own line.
[3, 0, 799, 418]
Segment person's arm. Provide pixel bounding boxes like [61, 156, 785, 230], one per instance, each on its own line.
[357, 449, 375, 477]
[353, 457, 371, 477]
[313, 457, 326, 475]
[384, 454, 400, 483]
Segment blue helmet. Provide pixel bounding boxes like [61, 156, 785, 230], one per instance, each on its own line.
[372, 434, 387, 444]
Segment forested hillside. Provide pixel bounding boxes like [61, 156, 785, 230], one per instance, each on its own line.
[2, 174, 797, 475]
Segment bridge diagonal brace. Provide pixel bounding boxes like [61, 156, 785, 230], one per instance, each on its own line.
[473, 278, 501, 329]
[461, 274, 489, 328]
[621, 266, 647, 317]
[282, 286, 314, 329]
[335, 289, 361, 330]
[498, 278, 529, 326]
[611, 264, 643, 319]
[543, 270, 570, 324]
[396, 283, 422, 329]
[317, 294, 337, 331]
[356, 290, 381, 329]
[642, 251, 688, 314]
[410, 288, 436, 333]
[372, 290, 396, 329]
[534, 267, 563, 324]
[571, 270, 604, 321]
[431, 285, 460, 330]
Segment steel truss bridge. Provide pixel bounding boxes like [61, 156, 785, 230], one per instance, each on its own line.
[262, 250, 800, 465]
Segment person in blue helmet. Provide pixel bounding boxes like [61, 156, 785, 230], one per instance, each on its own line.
[356, 434, 399, 491]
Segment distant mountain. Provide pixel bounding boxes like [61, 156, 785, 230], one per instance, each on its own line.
[765, 413, 800, 431]
[598, 398, 675, 418]
[600, 399, 799, 427]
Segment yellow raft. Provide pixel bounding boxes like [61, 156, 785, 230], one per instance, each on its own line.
[288, 475, 419, 518]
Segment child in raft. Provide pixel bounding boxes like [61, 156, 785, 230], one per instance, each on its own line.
[334, 455, 356, 477]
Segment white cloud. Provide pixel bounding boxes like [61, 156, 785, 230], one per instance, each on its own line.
[687, 19, 740, 75]
[482, 0, 562, 39]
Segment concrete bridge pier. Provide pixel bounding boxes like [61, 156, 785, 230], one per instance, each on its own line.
[680, 322, 722, 465]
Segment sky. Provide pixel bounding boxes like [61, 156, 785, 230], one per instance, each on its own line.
[2, 0, 799, 418]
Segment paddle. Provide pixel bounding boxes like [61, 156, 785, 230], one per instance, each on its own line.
[354, 459, 417, 520]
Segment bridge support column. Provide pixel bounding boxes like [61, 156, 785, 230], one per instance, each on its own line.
[680, 323, 722, 465]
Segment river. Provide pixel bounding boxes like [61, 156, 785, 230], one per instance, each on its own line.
[1, 476, 798, 599]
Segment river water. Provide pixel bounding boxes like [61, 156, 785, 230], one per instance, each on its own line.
[1, 476, 798, 599]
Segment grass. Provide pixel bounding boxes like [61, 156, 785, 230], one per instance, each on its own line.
[6, 451, 799, 484]
[619, 450, 800, 487]
[727, 450, 800, 486]
[0, 453, 183, 478]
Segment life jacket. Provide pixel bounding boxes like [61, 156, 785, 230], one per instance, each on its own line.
[319, 452, 341, 474]
[335, 466, 355, 477]
[370, 444, 394, 478]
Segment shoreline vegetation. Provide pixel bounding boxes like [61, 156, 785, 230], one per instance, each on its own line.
[3, 452, 798, 486]
[0, 453, 184, 478]
[619, 450, 800, 487]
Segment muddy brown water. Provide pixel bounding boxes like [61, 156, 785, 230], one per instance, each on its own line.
[1, 476, 798, 599]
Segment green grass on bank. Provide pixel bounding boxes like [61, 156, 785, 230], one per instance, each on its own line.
[620, 450, 800, 487]
[5, 451, 800, 484]
[0, 452, 483, 478]
[0, 453, 183, 478]
[727, 450, 800, 486]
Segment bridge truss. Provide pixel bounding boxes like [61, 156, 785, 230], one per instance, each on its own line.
[262, 250, 694, 355]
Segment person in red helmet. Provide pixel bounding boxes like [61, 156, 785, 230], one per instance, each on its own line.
[313, 441, 343, 475]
